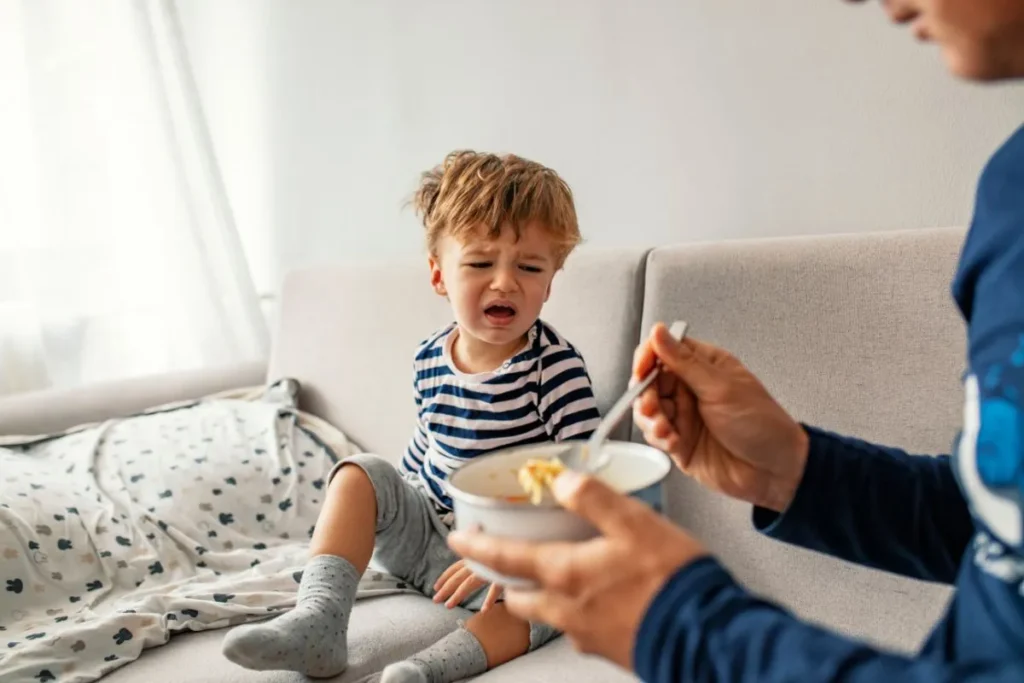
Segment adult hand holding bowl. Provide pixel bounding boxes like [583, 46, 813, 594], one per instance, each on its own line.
[448, 469, 706, 669]
[446, 321, 687, 589]
[446, 439, 671, 588]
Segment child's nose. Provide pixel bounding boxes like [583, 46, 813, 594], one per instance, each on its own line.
[491, 266, 517, 292]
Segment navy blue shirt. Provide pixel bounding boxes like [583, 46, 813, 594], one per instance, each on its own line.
[635, 124, 1024, 682]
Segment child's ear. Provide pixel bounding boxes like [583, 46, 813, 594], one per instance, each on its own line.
[429, 256, 447, 297]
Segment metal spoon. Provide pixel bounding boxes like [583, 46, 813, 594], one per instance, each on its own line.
[557, 320, 689, 475]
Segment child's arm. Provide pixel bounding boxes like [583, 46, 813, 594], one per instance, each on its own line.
[538, 344, 601, 441]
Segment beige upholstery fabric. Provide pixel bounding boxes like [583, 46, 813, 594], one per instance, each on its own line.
[100, 600, 634, 683]
[100, 595, 464, 683]
[268, 247, 649, 461]
[0, 361, 266, 436]
[639, 227, 967, 652]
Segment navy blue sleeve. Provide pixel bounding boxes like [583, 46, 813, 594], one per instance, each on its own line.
[751, 427, 973, 583]
[634, 558, 1023, 683]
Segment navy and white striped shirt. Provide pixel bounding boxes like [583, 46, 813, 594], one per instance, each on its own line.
[402, 319, 602, 511]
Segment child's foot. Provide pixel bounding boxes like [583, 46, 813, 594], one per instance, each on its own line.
[222, 555, 360, 678]
[379, 626, 487, 683]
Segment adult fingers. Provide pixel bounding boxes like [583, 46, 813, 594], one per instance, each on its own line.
[650, 328, 721, 400]
[632, 337, 658, 382]
[635, 383, 663, 420]
[649, 413, 675, 441]
[552, 472, 656, 539]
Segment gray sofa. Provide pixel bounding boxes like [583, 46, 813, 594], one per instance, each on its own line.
[0, 227, 967, 682]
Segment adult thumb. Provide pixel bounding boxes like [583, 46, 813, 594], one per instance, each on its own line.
[552, 470, 652, 537]
[650, 324, 719, 399]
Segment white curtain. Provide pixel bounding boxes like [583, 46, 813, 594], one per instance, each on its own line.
[0, 0, 268, 396]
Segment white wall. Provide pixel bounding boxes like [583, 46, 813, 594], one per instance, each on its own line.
[177, 0, 1024, 296]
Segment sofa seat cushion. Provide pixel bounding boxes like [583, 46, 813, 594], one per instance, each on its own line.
[100, 594, 638, 683]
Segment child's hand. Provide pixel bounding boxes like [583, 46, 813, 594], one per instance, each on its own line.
[432, 559, 503, 611]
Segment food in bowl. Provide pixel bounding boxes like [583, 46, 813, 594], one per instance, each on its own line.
[517, 457, 567, 504]
[516, 444, 604, 505]
[448, 440, 670, 587]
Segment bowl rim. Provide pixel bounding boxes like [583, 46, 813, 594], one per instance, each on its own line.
[447, 440, 670, 510]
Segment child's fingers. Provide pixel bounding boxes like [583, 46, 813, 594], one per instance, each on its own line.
[433, 567, 472, 602]
[433, 559, 466, 591]
[482, 584, 503, 612]
[445, 575, 486, 608]
[434, 575, 461, 602]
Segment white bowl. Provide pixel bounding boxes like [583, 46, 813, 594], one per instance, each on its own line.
[448, 440, 671, 587]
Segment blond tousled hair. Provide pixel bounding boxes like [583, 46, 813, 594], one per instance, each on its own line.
[411, 150, 581, 267]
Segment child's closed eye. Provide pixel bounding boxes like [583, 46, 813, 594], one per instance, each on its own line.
[466, 261, 493, 269]
[519, 264, 543, 273]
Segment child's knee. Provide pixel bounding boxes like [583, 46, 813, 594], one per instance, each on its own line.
[325, 461, 376, 507]
[328, 454, 402, 527]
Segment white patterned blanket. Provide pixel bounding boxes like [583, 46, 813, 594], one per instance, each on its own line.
[0, 384, 412, 683]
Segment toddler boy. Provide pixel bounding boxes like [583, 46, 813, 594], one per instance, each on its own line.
[223, 150, 602, 682]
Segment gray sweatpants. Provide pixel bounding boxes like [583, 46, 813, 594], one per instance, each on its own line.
[328, 453, 557, 649]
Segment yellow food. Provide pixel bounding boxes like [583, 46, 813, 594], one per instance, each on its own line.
[517, 458, 566, 505]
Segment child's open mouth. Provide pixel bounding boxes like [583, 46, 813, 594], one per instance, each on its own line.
[484, 304, 516, 326]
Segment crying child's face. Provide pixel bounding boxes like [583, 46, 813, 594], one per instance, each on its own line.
[429, 222, 556, 352]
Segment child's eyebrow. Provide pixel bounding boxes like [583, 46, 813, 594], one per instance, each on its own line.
[520, 253, 551, 262]
[461, 246, 495, 257]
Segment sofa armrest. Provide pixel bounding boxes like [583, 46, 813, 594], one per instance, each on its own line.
[0, 361, 267, 436]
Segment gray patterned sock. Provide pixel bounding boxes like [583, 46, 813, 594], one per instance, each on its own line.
[379, 626, 487, 683]
[222, 554, 359, 678]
